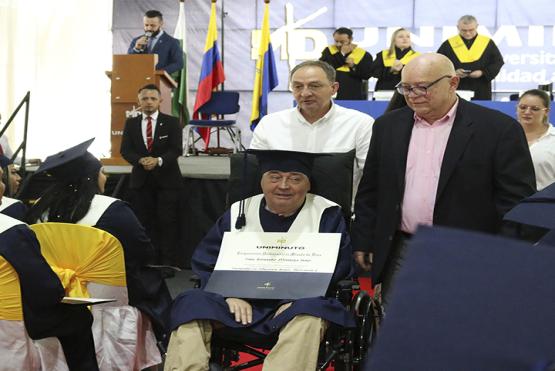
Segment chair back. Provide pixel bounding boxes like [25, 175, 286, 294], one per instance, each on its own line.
[228, 150, 355, 221]
[198, 91, 240, 116]
[0, 256, 22, 320]
[30, 223, 126, 299]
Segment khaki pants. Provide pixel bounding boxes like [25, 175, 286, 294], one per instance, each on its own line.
[164, 315, 327, 371]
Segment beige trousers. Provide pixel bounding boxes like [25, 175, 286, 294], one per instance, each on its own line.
[164, 315, 327, 371]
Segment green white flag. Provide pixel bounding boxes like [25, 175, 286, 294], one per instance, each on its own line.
[172, 0, 190, 125]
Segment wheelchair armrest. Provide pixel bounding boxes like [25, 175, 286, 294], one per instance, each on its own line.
[336, 279, 360, 291]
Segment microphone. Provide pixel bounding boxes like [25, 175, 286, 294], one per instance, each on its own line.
[142, 31, 153, 51]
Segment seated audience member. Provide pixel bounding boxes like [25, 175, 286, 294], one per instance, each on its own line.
[250, 60, 373, 193]
[0, 166, 98, 370]
[25, 139, 172, 342]
[0, 135, 13, 159]
[371, 28, 420, 92]
[0, 154, 25, 220]
[165, 150, 355, 370]
[517, 89, 555, 190]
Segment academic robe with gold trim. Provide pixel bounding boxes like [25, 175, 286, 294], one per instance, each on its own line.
[437, 35, 504, 100]
[320, 45, 373, 100]
[370, 47, 419, 91]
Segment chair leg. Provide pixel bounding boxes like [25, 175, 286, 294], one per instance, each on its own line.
[183, 126, 193, 156]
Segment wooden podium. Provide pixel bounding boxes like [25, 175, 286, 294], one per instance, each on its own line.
[104, 54, 178, 165]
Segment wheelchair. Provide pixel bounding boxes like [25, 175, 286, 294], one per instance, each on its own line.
[201, 279, 382, 371]
[186, 150, 383, 370]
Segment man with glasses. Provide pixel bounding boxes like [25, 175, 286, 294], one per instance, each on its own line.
[250, 60, 374, 193]
[319, 27, 373, 100]
[351, 53, 535, 300]
[437, 15, 504, 100]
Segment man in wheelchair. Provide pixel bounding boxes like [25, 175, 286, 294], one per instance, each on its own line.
[165, 150, 356, 370]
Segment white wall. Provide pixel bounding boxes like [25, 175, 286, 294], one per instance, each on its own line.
[0, 0, 113, 159]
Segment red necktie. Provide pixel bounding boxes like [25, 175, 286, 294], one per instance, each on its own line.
[146, 116, 153, 152]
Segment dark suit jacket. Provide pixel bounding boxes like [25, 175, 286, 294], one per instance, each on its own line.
[128, 32, 184, 74]
[120, 112, 183, 189]
[351, 98, 536, 282]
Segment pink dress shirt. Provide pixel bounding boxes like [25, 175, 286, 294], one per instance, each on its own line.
[400, 100, 459, 234]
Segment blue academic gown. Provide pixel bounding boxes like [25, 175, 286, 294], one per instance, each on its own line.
[79, 196, 173, 341]
[170, 199, 356, 334]
[0, 196, 28, 221]
[0, 214, 98, 370]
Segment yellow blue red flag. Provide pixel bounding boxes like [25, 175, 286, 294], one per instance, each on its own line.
[249, 0, 278, 130]
[193, 0, 225, 146]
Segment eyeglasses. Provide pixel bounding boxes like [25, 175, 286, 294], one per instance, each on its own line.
[517, 104, 548, 112]
[395, 75, 452, 96]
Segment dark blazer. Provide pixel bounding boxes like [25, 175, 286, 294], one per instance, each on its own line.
[120, 112, 183, 189]
[128, 32, 184, 74]
[351, 98, 536, 282]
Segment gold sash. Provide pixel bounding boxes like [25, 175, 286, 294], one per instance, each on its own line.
[382, 49, 420, 67]
[447, 34, 490, 63]
[328, 45, 367, 72]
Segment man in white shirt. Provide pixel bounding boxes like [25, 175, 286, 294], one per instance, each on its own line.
[250, 60, 374, 190]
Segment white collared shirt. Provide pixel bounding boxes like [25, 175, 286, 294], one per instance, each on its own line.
[529, 124, 555, 190]
[141, 111, 159, 148]
[250, 102, 374, 189]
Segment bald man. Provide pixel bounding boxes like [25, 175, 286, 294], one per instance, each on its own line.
[351, 53, 535, 298]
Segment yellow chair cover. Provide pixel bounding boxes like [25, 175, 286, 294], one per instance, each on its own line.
[0, 257, 23, 320]
[30, 223, 126, 298]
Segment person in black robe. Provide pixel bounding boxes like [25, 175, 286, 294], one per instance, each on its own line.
[371, 28, 420, 91]
[437, 15, 504, 100]
[320, 27, 373, 100]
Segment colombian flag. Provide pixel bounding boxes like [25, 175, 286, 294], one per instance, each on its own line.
[249, 0, 278, 131]
[193, 0, 225, 147]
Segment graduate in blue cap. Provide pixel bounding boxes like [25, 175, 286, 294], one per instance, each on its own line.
[0, 165, 98, 370]
[165, 149, 356, 370]
[25, 138, 172, 347]
[0, 154, 26, 220]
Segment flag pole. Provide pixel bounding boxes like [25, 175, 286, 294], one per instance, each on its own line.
[219, 0, 225, 90]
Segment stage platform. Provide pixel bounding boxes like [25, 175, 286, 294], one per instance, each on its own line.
[103, 155, 231, 179]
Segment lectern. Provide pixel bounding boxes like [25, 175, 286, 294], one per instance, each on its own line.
[105, 54, 177, 164]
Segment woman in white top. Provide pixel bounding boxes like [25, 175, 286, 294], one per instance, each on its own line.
[517, 89, 555, 190]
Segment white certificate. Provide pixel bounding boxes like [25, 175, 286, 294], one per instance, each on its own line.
[205, 232, 341, 300]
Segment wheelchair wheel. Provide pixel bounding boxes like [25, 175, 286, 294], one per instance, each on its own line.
[352, 290, 382, 363]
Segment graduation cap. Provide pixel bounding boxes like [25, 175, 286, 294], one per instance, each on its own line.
[247, 149, 317, 178]
[0, 154, 12, 168]
[365, 225, 555, 371]
[35, 138, 102, 181]
[503, 183, 555, 230]
[234, 149, 318, 229]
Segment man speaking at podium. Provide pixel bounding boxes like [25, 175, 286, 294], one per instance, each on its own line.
[128, 10, 183, 75]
